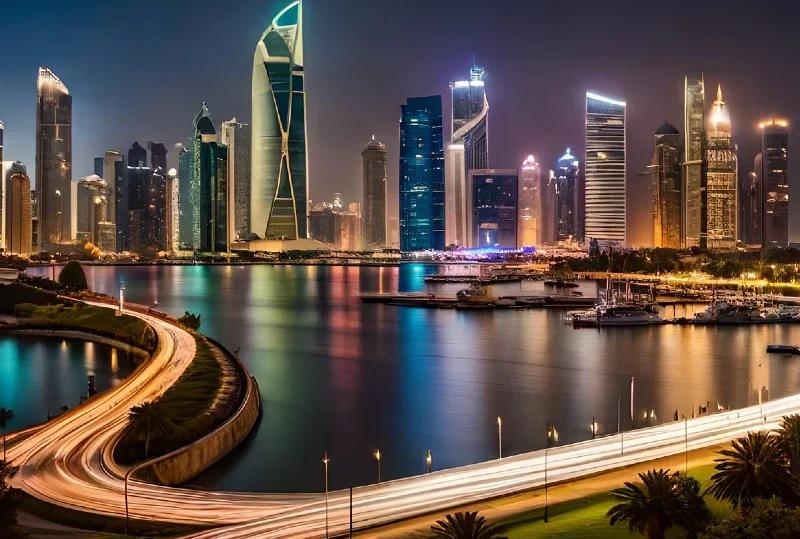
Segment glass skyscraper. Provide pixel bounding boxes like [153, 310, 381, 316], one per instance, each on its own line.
[469, 169, 518, 248]
[555, 150, 580, 243]
[585, 92, 626, 246]
[760, 118, 789, 249]
[35, 67, 72, 251]
[126, 142, 149, 254]
[517, 155, 541, 247]
[362, 136, 387, 249]
[5, 161, 33, 256]
[178, 145, 193, 250]
[251, 0, 307, 241]
[705, 85, 737, 251]
[652, 121, 683, 248]
[683, 75, 705, 248]
[399, 95, 444, 251]
[191, 104, 228, 253]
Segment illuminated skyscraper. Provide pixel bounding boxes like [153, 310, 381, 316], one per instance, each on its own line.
[191, 104, 228, 252]
[35, 67, 73, 250]
[167, 168, 179, 252]
[76, 174, 107, 244]
[5, 161, 32, 256]
[251, 0, 307, 240]
[445, 63, 488, 246]
[744, 155, 762, 247]
[126, 142, 149, 254]
[683, 76, 705, 248]
[705, 85, 737, 250]
[469, 169, 517, 248]
[102, 150, 122, 229]
[652, 121, 683, 249]
[221, 118, 245, 250]
[178, 145, 193, 250]
[517, 155, 541, 247]
[399, 95, 444, 251]
[760, 118, 789, 249]
[585, 92, 626, 246]
[555, 149, 580, 243]
[148, 142, 169, 253]
[362, 136, 387, 249]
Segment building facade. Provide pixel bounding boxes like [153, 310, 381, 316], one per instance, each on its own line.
[229, 123, 251, 241]
[5, 162, 32, 256]
[76, 174, 108, 245]
[683, 76, 706, 248]
[251, 0, 308, 240]
[445, 64, 488, 247]
[35, 67, 73, 251]
[555, 149, 580, 243]
[517, 155, 541, 247]
[468, 169, 518, 248]
[126, 142, 149, 254]
[760, 119, 789, 249]
[705, 85, 737, 250]
[652, 121, 683, 249]
[362, 136, 387, 249]
[148, 142, 169, 253]
[585, 92, 626, 246]
[399, 95, 444, 251]
[102, 151, 122, 235]
[192, 105, 228, 252]
[220, 118, 245, 249]
[743, 156, 762, 247]
[178, 145, 193, 250]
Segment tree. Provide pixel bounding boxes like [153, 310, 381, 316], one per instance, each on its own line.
[778, 414, 800, 475]
[0, 462, 29, 538]
[430, 511, 507, 539]
[57, 260, 88, 291]
[607, 469, 708, 539]
[127, 402, 174, 460]
[178, 311, 201, 330]
[707, 431, 799, 509]
[699, 497, 800, 539]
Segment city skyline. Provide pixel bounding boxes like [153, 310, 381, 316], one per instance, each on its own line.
[1, 0, 798, 246]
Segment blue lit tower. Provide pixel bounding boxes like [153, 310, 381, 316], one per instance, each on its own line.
[399, 96, 445, 251]
[251, 0, 307, 240]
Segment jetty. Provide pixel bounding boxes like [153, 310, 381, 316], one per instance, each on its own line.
[359, 293, 596, 309]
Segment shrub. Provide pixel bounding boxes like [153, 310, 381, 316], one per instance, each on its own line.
[58, 261, 88, 291]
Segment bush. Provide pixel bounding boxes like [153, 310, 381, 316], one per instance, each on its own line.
[178, 311, 201, 330]
[700, 498, 800, 538]
[0, 282, 61, 314]
[58, 261, 88, 291]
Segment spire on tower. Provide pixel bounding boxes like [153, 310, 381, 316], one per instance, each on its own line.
[716, 84, 723, 102]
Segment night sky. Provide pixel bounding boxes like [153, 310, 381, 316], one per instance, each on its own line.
[1, 0, 798, 246]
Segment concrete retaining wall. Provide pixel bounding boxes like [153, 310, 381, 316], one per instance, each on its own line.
[1, 328, 149, 359]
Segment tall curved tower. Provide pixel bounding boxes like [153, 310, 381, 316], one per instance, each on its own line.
[251, 0, 307, 240]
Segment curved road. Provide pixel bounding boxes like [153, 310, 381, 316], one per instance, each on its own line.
[7, 303, 800, 538]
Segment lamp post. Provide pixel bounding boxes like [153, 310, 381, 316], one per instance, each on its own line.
[374, 449, 381, 483]
[323, 452, 330, 539]
[544, 423, 558, 524]
[497, 416, 502, 458]
[591, 417, 597, 439]
[426, 449, 432, 474]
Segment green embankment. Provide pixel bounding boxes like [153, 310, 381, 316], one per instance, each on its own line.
[114, 334, 226, 465]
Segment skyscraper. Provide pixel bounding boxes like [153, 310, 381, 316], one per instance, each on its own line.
[102, 150, 123, 230]
[585, 92, 626, 246]
[0, 121, 5, 250]
[683, 76, 705, 248]
[126, 142, 150, 254]
[362, 136, 387, 249]
[445, 63, 488, 247]
[705, 85, 737, 250]
[191, 104, 228, 252]
[517, 155, 542, 247]
[251, 0, 308, 241]
[399, 95, 445, 252]
[652, 121, 683, 249]
[148, 142, 169, 253]
[35, 67, 72, 251]
[220, 119, 245, 249]
[555, 150, 580, 243]
[469, 169, 518, 248]
[5, 162, 32, 256]
[230, 124, 251, 241]
[167, 168, 179, 252]
[760, 118, 789, 249]
[745, 157, 761, 247]
[76, 174, 107, 243]
[178, 145, 193, 250]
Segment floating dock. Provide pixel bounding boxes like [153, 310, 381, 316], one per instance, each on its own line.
[359, 293, 596, 309]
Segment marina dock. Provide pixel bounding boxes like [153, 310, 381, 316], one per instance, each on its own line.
[359, 293, 596, 309]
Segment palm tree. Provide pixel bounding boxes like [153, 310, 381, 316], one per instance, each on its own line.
[430, 511, 507, 539]
[778, 414, 800, 474]
[127, 402, 174, 460]
[707, 431, 798, 509]
[607, 469, 704, 539]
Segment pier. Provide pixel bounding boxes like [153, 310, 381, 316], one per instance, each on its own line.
[359, 293, 596, 309]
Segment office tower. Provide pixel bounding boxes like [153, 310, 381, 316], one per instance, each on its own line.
[309, 201, 361, 251]
[705, 85, 737, 250]
[399, 95, 445, 251]
[555, 150, 580, 243]
[35, 67, 73, 251]
[148, 142, 169, 253]
[229, 123, 251, 240]
[652, 121, 683, 248]
[102, 151, 123, 230]
[518, 155, 541, 247]
[468, 169, 518, 248]
[126, 142, 150, 254]
[683, 76, 706, 248]
[178, 145, 192, 250]
[251, 0, 307, 240]
[76, 174, 107, 243]
[759, 119, 789, 249]
[585, 92, 626, 246]
[167, 168, 179, 252]
[5, 162, 32, 255]
[445, 63, 488, 247]
[114, 157, 127, 251]
[362, 136, 387, 249]
[191, 104, 228, 252]
[220, 119, 245, 250]
[744, 157, 762, 246]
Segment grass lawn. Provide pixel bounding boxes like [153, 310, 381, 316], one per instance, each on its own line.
[498, 464, 732, 538]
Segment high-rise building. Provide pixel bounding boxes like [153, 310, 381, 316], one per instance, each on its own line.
[251, 0, 307, 240]
[114, 156, 127, 251]
[468, 169, 518, 248]
[228, 123, 251, 241]
[759, 118, 789, 249]
[5, 162, 32, 256]
[76, 174, 108, 244]
[30, 189, 38, 251]
[744, 156, 762, 247]
[399, 95, 445, 252]
[683, 76, 706, 248]
[178, 145, 193, 250]
[445, 63, 488, 247]
[35, 67, 73, 251]
[517, 155, 542, 247]
[220, 119, 245, 250]
[0, 121, 5, 250]
[191, 104, 228, 252]
[126, 142, 150, 254]
[585, 92, 626, 246]
[555, 150, 580, 243]
[652, 121, 683, 249]
[362, 136, 387, 249]
[102, 150, 123, 231]
[167, 167, 179, 252]
[705, 85, 737, 250]
[148, 142, 169, 253]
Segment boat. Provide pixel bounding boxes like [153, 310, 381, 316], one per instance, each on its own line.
[767, 344, 800, 355]
[597, 304, 663, 326]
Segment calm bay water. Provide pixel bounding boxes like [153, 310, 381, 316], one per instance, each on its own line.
[0, 335, 134, 429]
[23, 264, 800, 492]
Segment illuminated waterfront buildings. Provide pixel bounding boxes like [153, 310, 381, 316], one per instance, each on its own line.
[517, 155, 541, 247]
[469, 169, 518, 248]
[705, 85, 737, 250]
[554, 150, 580, 243]
[585, 92, 626, 246]
[251, 0, 307, 240]
[362, 136, 387, 249]
[759, 118, 789, 249]
[683, 76, 706, 248]
[652, 121, 683, 248]
[35, 67, 73, 251]
[445, 63, 488, 247]
[5, 161, 32, 256]
[399, 95, 444, 251]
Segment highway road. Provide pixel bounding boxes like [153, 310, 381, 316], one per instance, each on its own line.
[6, 302, 800, 538]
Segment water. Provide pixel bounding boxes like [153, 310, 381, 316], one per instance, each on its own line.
[27, 264, 800, 493]
[0, 335, 134, 430]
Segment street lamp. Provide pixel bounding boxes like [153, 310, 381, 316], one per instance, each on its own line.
[544, 423, 558, 524]
[322, 452, 330, 539]
[119, 283, 126, 313]
[497, 416, 502, 458]
[374, 449, 381, 483]
[591, 417, 598, 439]
[426, 449, 432, 474]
